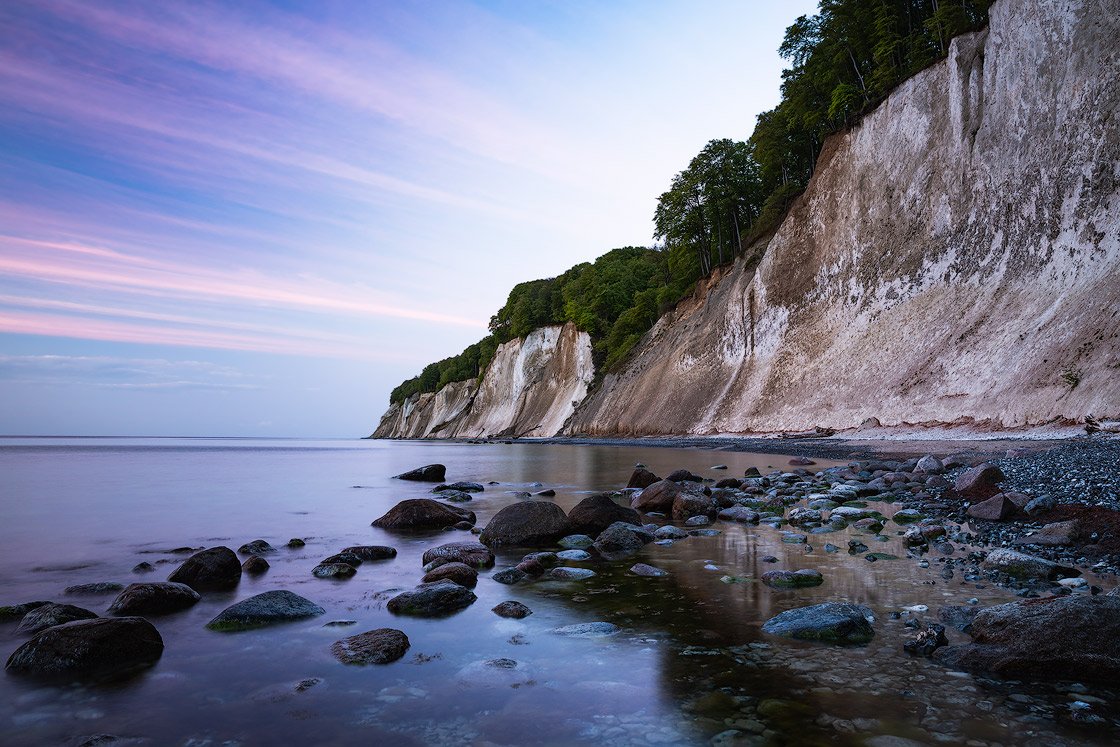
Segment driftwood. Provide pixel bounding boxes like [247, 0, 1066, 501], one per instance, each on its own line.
[777, 426, 836, 440]
[1085, 415, 1120, 434]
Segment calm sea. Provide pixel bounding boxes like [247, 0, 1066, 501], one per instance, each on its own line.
[0, 438, 1111, 745]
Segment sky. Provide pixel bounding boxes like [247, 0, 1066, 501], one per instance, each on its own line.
[0, 0, 816, 438]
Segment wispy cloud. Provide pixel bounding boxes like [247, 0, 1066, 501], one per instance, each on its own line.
[0, 354, 263, 391]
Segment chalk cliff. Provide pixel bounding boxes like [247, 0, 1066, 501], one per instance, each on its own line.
[376, 0, 1118, 439]
[373, 323, 593, 438]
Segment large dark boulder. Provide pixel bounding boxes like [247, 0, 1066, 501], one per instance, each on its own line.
[422, 562, 478, 588]
[421, 541, 494, 569]
[479, 502, 572, 548]
[386, 580, 476, 617]
[933, 596, 1120, 683]
[0, 601, 50, 621]
[953, 463, 1005, 501]
[593, 521, 651, 561]
[167, 546, 242, 592]
[665, 469, 703, 483]
[205, 590, 325, 631]
[631, 480, 685, 513]
[626, 468, 660, 490]
[6, 617, 163, 681]
[567, 494, 641, 536]
[966, 494, 1017, 521]
[107, 583, 200, 615]
[394, 464, 446, 482]
[372, 499, 474, 531]
[17, 603, 99, 635]
[761, 602, 875, 643]
[341, 545, 398, 561]
[331, 628, 410, 665]
[672, 492, 716, 521]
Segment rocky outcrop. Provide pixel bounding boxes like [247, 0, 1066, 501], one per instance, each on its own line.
[563, 0, 1119, 436]
[374, 323, 594, 438]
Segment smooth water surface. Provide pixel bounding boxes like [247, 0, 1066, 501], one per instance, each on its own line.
[0, 438, 1113, 746]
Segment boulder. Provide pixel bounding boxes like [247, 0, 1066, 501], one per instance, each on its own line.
[567, 494, 641, 536]
[933, 596, 1120, 682]
[421, 541, 494, 569]
[0, 601, 50, 621]
[786, 507, 822, 526]
[312, 563, 357, 579]
[953, 463, 1005, 501]
[593, 521, 649, 560]
[558, 534, 594, 549]
[1013, 520, 1083, 547]
[341, 545, 398, 561]
[1023, 495, 1057, 516]
[330, 628, 410, 665]
[371, 499, 474, 531]
[63, 583, 124, 595]
[666, 469, 702, 483]
[237, 539, 275, 555]
[386, 580, 476, 616]
[492, 567, 528, 584]
[479, 501, 572, 547]
[981, 548, 1080, 581]
[321, 552, 363, 567]
[433, 481, 484, 493]
[672, 491, 716, 521]
[206, 590, 325, 631]
[915, 455, 944, 473]
[903, 623, 948, 656]
[422, 561, 478, 588]
[107, 583, 200, 616]
[394, 464, 446, 482]
[717, 506, 760, 523]
[626, 468, 661, 490]
[167, 546, 242, 592]
[549, 567, 597, 580]
[492, 601, 532, 619]
[631, 480, 684, 513]
[761, 569, 824, 589]
[629, 563, 669, 577]
[435, 489, 473, 502]
[655, 525, 690, 539]
[715, 478, 743, 489]
[242, 555, 270, 575]
[17, 603, 98, 635]
[550, 622, 620, 637]
[5, 617, 163, 680]
[966, 494, 1017, 521]
[761, 603, 874, 643]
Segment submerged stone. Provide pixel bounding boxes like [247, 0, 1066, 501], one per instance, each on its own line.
[330, 628, 410, 665]
[550, 622, 619, 637]
[206, 590, 325, 631]
[762, 602, 875, 644]
[386, 580, 476, 617]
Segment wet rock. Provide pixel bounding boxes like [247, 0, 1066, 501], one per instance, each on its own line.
[938, 605, 980, 632]
[631, 479, 687, 513]
[433, 481, 484, 493]
[242, 555, 270, 575]
[715, 478, 742, 489]
[64, 583, 124, 595]
[107, 583, 200, 615]
[550, 622, 619, 637]
[684, 515, 711, 527]
[330, 628, 409, 665]
[492, 600, 532, 619]
[761, 569, 824, 589]
[593, 521, 648, 560]
[689, 528, 722, 537]
[5, 617, 163, 681]
[981, 548, 1080, 581]
[966, 494, 1017, 521]
[653, 525, 688, 540]
[206, 590, 325, 631]
[1013, 519, 1083, 547]
[534, 489, 556, 497]
[630, 563, 669, 577]
[286, 538, 306, 549]
[788, 457, 816, 466]
[786, 507, 822, 526]
[167, 546, 242, 592]
[549, 567, 596, 581]
[761, 602, 875, 643]
[1023, 494, 1057, 515]
[829, 506, 877, 521]
[567, 493, 641, 536]
[626, 468, 661, 489]
[131, 562, 155, 574]
[387, 580, 477, 616]
[312, 563, 357, 579]
[371, 499, 474, 531]
[781, 532, 808, 544]
[322, 552, 364, 567]
[492, 567, 528, 584]
[891, 509, 924, 524]
[717, 506, 760, 523]
[848, 540, 869, 554]
[237, 539, 275, 555]
[953, 463, 1005, 500]
[556, 549, 591, 561]
[421, 561, 478, 588]
[916, 455, 944, 473]
[0, 601, 50, 621]
[903, 623, 948, 656]
[558, 534, 594, 549]
[933, 596, 1120, 682]
[394, 464, 446, 482]
[435, 489, 473, 502]
[421, 541, 495, 569]
[666, 469, 702, 483]
[342, 545, 397, 561]
[479, 501, 572, 547]
[17, 603, 99, 635]
[853, 517, 884, 532]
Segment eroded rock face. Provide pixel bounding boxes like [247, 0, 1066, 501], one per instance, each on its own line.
[6, 617, 163, 680]
[167, 546, 242, 592]
[372, 499, 474, 531]
[479, 502, 572, 548]
[933, 596, 1120, 682]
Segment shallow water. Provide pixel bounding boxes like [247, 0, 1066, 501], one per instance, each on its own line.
[0, 438, 1114, 746]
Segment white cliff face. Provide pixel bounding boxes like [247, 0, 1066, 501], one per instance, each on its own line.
[566, 0, 1119, 435]
[373, 323, 594, 438]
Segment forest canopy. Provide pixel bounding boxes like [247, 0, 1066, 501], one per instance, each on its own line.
[389, 0, 991, 405]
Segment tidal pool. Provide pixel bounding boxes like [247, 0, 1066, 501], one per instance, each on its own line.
[0, 438, 1114, 745]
